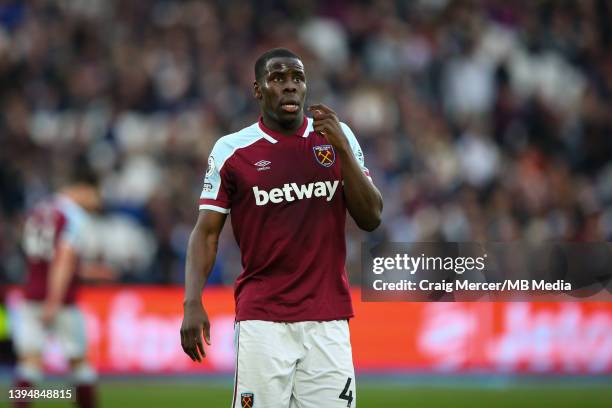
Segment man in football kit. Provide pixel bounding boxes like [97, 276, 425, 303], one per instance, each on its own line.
[180, 48, 383, 407]
[13, 169, 99, 408]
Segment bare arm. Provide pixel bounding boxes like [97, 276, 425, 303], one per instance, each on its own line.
[336, 143, 383, 231]
[180, 210, 227, 362]
[42, 241, 77, 324]
[309, 104, 383, 231]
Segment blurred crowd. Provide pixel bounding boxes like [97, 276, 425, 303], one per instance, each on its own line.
[0, 0, 611, 285]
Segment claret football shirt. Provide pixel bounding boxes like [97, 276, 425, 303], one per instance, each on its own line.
[22, 195, 87, 304]
[199, 117, 371, 322]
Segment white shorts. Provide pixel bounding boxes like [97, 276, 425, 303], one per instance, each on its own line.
[232, 320, 356, 408]
[13, 301, 87, 359]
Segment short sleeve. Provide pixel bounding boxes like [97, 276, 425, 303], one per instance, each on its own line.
[198, 141, 233, 213]
[340, 122, 372, 181]
[57, 199, 87, 249]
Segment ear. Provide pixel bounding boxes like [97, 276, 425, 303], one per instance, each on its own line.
[253, 81, 262, 100]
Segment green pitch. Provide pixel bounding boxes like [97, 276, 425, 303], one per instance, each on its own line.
[8, 379, 611, 408]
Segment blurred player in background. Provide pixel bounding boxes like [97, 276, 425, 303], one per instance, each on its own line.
[12, 165, 99, 408]
[181, 48, 383, 407]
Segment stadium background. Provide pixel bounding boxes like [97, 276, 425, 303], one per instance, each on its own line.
[0, 0, 611, 406]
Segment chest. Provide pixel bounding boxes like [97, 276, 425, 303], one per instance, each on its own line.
[230, 133, 341, 192]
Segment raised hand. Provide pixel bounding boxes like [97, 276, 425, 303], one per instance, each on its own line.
[308, 104, 350, 152]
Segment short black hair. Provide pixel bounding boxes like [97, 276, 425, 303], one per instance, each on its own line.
[254, 48, 301, 82]
[70, 157, 99, 187]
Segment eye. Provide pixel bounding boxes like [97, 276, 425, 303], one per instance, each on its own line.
[272, 76, 283, 83]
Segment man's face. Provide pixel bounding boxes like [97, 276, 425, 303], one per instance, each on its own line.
[255, 57, 307, 126]
[77, 185, 102, 212]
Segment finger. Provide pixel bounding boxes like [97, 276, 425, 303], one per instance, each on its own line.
[203, 321, 211, 346]
[311, 112, 335, 121]
[187, 348, 198, 362]
[193, 346, 202, 362]
[180, 330, 186, 351]
[180, 328, 186, 346]
[182, 329, 201, 362]
[313, 118, 338, 128]
[313, 121, 338, 135]
[313, 124, 329, 136]
[181, 331, 195, 361]
[182, 343, 195, 361]
[181, 329, 191, 358]
[189, 329, 203, 362]
[188, 343, 199, 362]
[308, 104, 335, 115]
[313, 118, 339, 131]
[196, 336, 206, 360]
[187, 342, 199, 362]
[308, 105, 336, 121]
[309, 108, 336, 121]
[183, 345, 195, 362]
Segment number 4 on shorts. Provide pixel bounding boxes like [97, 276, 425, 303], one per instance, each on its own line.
[339, 377, 353, 407]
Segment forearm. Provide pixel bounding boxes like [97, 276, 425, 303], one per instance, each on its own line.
[47, 266, 73, 305]
[181, 211, 224, 361]
[308, 104, 383, 231]
[46, 243, 76, 305]
[338, 147, 383, 231]
[184, 226, 218, 305]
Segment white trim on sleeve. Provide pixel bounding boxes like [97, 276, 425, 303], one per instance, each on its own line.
[199, 204, 230, 214]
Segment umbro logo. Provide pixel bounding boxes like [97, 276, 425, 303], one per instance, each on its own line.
[254, 160, 271, 171]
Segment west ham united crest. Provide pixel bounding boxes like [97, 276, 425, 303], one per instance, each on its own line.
[313, 144, 335, 167]
[241, 392, 254, 408]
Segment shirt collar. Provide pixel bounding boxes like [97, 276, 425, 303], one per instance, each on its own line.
[257, 116, 311, 143]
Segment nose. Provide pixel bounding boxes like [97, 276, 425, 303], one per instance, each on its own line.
[283, 80, 296, 93]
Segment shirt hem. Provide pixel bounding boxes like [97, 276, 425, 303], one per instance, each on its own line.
[235, 313, 354, 323]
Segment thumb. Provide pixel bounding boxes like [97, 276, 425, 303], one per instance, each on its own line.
[204, 325, 211, 345]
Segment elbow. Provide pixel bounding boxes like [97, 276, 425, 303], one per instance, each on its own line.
[358, 210, 382, 232]
[353, 194, 384, 231]
[359, 219, 381, 232]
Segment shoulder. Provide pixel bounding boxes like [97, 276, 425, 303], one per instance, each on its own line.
[339, 122, 367, 166]
[210, 123, 265, 168]
[339, 122, 359, 143]
[56, 196, 87, 230]
[339, 121, 363, 151]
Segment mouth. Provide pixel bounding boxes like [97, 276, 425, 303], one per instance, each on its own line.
[280, 102, 300, 113]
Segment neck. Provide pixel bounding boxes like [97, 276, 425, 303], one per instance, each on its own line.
[261, 113, 304, 136]
[60, 186, 84, 207]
